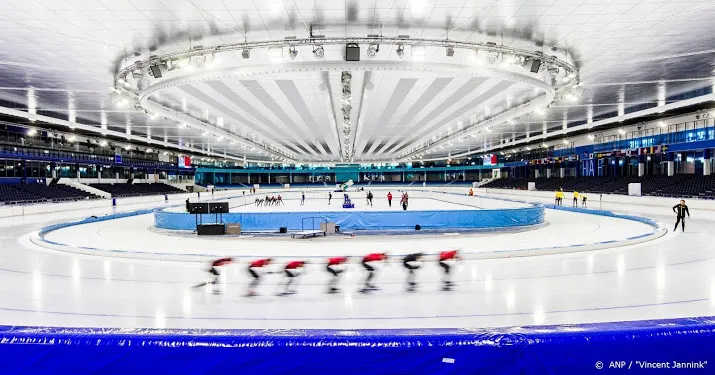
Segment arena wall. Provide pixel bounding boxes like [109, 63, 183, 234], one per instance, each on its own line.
[0, 317, 713, 374]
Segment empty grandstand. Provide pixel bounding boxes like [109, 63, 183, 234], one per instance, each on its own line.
[0, 183, 98, 204]
[90, 183, 185, 197]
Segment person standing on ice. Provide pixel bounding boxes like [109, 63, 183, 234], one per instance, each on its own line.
[279, 260, 306, 296]
[301, 192, 305, 206]
[387, 191, 393, 207]
[572, 190, 579, 207]
[326, 256, 348, 293]
[328, 191, 332, 205]
[246, 258, 273, 297]
[402, 253, 423, 292]
[193, 257, 233, 294]
[360, 253, 388, 292]
[367, 191, 374, 206]
[438, 250, 460, 291]
[672, 199, 690, 232]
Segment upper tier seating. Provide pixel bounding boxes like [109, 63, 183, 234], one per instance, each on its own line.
[0, 183, 97, 204]
[90, 183, 184, 197]
[482, 174, 715, 199]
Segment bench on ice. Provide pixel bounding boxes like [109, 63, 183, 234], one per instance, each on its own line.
[290, 217, 335, 239]
[291, 230, 326, 239]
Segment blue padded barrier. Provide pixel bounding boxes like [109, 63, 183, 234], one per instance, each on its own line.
[38, 208, 156, 241]
[1, 317, 714, 374]
[153, 206, 546, 231]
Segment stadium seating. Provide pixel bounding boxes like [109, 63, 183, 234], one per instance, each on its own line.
[0, 183, 98, 204]
[90, 183, 184, 197]
[481, 174, 715, 199]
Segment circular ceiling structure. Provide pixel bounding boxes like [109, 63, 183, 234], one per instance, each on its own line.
[114, 37, 579, 164]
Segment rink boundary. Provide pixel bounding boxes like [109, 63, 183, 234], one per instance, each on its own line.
[0, 316, 714, 374]
[152, 190, 543, 231]
[30, 191, 666, 262]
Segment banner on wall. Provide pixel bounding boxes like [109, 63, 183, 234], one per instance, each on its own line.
[581, 159, 595, 177]
[492, 169, 501, 179]
[482, 154, 497, 166]
[178, 156, 192, 168]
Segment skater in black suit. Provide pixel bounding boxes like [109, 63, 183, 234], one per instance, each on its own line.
[403, 253, 423, 291]
[672, 199, 690, 232]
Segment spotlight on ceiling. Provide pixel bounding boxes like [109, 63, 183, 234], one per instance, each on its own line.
[345, 43, 360, 61]
[523, 57, 542, 73]
[367, 44, 379, 58]
[99, 141, 108, 147]
[241, 48, 250, 59]
[148, 63, 163, 78]
[396, 44, 405, 59]
[288, 46, 298, 60]
[27, 128, 37, 136]
[445, 46, 454, 57]
[485, 51, 500, 64]
[313, 45, 324, 59]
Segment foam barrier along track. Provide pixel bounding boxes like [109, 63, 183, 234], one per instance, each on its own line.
[1, 317, 714, 374]
[30, 195, 666, 262]
[153, 190, 545, 231]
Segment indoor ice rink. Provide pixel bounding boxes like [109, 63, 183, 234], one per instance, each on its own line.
[1, 0, 715, 373]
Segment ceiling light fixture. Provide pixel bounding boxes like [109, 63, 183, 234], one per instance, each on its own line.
[396, 44, 405, 59]
[485, 51, 500, 64]
[313, 45, 324, 59]
[445, 46, 454, 57]
[27, 128, 37, 136]
[242, 48, 250, 59]
[99, 141, 108, 147]
[367, 44, 379, 58]
[288, 46, 298, 60]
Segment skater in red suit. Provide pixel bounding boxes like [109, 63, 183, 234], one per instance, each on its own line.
[360, 253, 388, 292]
[438, 250, 460, 290]
[193, 257, 233, 294]
[246, 258, 273, 296]
[280, 260, 306, 295]
[387, 191, 393, 207]
[326, 256, 348, 293]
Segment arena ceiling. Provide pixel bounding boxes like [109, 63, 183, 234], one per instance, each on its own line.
[0, 0, 714, 163]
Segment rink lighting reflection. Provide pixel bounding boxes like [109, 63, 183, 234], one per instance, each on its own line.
[103, 259, 112, 281]
[182, 291, 192, 316]
[32, 269, 42, 304]
[155, 310, 166, 328]
[506, 287, 516, 311]
[533, 305, 545, 325]
[483, 273, 493, 292]
[72, 258, 81, 298]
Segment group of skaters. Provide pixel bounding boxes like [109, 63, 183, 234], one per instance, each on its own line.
[554, 188, 588, 208]
[194, 250, 461, 296]
[553, 189, 692, 233]
[254, 195, 284, 206]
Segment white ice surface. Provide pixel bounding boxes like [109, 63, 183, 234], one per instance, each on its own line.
[1, 194, 713, 330]
[42, 206, 655, 258]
